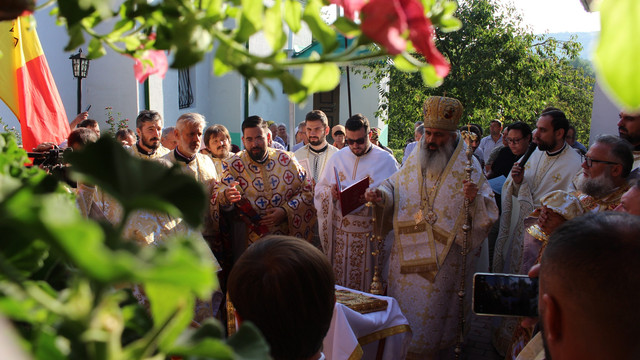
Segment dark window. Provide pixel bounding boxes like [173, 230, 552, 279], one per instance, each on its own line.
[178, 68, 194, 109]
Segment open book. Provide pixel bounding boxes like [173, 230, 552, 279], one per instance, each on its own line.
[334, 167, 370, 216]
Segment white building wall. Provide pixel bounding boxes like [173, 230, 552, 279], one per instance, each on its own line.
[590, 78, 620, 145]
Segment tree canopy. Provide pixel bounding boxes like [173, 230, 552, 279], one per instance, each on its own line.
[360, 0, 595, 148]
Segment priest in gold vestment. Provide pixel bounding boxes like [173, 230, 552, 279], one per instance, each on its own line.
[211, 116, 315, 247]
[366, 97, 498, 359]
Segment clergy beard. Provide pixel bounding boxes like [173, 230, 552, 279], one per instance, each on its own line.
[420, 136, 456, 178]
[141, 135, 160, 150]
[576, 170, 616, 198]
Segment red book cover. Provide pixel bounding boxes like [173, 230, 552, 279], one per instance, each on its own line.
[335, 167, 370, 216]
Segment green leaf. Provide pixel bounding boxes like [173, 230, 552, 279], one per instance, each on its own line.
[394, 54, 420, 72]
[87, 38, 106, 59]
[303, 0, 338, 53]
[34, 328, 68, 360]
[333, 17, 361, 38]
[145, 283, 194, 350]
[264, 0, 286, 52]
[56, 0, 95, 27]
[284, 0, 302, 33]
[64, 24, 85, 52]
[65, 137, 206, 228]
[438, 17, 462, 32]
[135, 236, 217, 299]
[420, 64, 443, 87]
[122, 35, 142, 52]
[594, 0, 640, 110]
[226, 322, 271, 360]
[235, 0, 264, 43]
[300, 61, 341, 93]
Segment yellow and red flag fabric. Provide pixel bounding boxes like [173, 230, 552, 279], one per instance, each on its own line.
[0, 15, 69, 151]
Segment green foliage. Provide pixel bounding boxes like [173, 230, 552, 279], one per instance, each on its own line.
[595, 0, 640, 111]
[38, 0, 463, 103]
[0, 117, 21, 147]
[0, 134, 270, 359]
[358, 0, 595, 148]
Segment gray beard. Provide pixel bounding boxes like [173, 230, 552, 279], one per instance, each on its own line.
[420, 137, 456, 179]
[576, 171, 616, 198]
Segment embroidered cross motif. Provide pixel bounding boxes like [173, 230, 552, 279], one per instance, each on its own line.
[232, 160, 245, 173]
[271, 194, 282, 206]
[266, 159, 276, 171]
[283, 170, 294, 184]
[237, 177, 248, 190]
[223, 174, 234, 184]
[304, 209, 313, 222]
[248, 164, 260, 173]
[293, 215, 302, 228]
[552, 174, 561, 183]
[269, 175, 279, 188]
[278, 153, 291, 166]
[289, 199, 299, 209]
[256, 197, 268, 209]
[253, 178, 264, 191]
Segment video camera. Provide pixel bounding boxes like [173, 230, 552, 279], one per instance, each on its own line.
[27, 148, 75, 187]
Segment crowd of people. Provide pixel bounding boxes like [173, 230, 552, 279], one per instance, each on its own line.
[34, 96, 640, 360]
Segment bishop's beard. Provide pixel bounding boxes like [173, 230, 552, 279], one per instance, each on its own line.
[420, 136, 456, 179]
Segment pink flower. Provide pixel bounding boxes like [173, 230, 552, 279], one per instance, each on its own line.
[329, 0, 366, 21]
[399, 0, 450, 78]
[133, 50, 168, 83]
[360, 0, 407, 55]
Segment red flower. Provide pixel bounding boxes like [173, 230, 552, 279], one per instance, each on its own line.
[133, 50, 168, 83]
[360, 0, 450, 77]
[329, 0, 366, 21]
[399, 0, 450, 77]
[360, 0, 407, 55]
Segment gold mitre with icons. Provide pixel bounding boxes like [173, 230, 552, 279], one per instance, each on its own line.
[422, 96, 463, 131]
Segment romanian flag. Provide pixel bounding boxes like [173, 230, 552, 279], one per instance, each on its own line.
[0, 15, 69, 151]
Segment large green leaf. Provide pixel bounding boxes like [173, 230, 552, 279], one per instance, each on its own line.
[65, 137, 206, 228]
[284, 0, 302, 33]
[235, 0, 263, 43]
[264, 0, 286, 52]
[594, 0, 640, 110]
[145, 283, 195, 350]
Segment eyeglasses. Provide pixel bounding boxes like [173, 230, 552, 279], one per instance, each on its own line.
[506, 137, 524, 144]
[346, 137, 366, 145]
[582, 155, 619, 168]
[333, 131, 345, 136]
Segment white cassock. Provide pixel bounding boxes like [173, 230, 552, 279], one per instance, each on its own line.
[376, 137, 498, 357]
[294, 143, 339, 183]
[493, 142, 581, 274]
[314, 146, 398, 291]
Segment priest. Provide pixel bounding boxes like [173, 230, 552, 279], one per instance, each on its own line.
[211, 116, 315, 247]
[315, 113, 398, 292]
[365, 96, 498, 358]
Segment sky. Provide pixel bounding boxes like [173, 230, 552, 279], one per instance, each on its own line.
[503, 0, 601, 33]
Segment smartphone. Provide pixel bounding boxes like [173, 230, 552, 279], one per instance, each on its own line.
[472, 272, 538, 317]
[85, 104, 92, 112]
